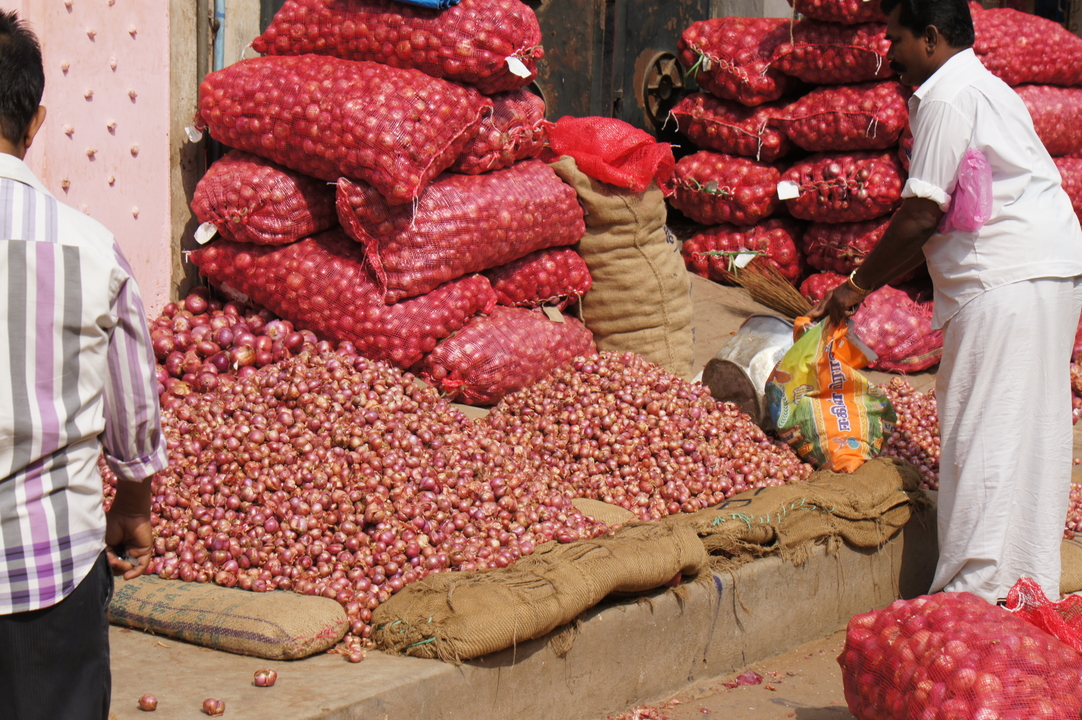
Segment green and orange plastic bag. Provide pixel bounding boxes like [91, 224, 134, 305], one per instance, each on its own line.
[765, 317, 895, 472]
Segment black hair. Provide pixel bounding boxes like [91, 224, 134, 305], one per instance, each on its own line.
[880, 0, 975, 48]
[0, 11, 45, 146]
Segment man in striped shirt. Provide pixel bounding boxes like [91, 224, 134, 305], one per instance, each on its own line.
[0, 11, 168, 719]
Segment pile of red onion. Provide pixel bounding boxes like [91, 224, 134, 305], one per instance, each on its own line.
[482, 352, 813, 520]
[879, 378, 940, 491]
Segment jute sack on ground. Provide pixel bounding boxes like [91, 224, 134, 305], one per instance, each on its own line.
[1061, 535, 1082, 595]
[550, 156, 695, 379]
[371, 522, 706, 663]
[109, 574, 348, 660]
[571, 497, 637, 527]
[665, 456, 924, 571]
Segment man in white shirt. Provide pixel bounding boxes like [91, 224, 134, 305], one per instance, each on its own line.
[813, 0, 1082, 602]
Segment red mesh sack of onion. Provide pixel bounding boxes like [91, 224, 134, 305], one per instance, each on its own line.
[677, 17, 797, 106]
[198, 56, 490, 205]
[449, 88, 547, 175]
[190, 150, 337, 246]
[787, 0, 887, 25]
[851, 285, 942, 373]
[775, 81, 910, 152]
[681, 218, 805, 286]
[781, 151, 905, 223]
[800, 271, 847, 303]
[336, 160, 585, 303]
[668, 93, 791, 162]
[973, 8, 1082, 87]
[802, 217, 892, 275]
[838, 592, 1082, 720]
[1015, 86, 1082, 158]
[189, 230, 496, 369]
[1054, 157, 1082, 224]
[251, 0, 543, 95]
[417, 306, 597, 405]
[669, 151, 781, 226]
[484, 248, 592, 310]
[771, 22, 894, 85]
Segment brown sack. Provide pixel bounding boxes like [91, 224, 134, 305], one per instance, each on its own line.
[571, 497, 637, 527]
[1061, 535, 1082, 595]
[109, 575, 348, 660]
[372, 522, 706, 663]
[666, 456, 924, 571]
[550, 157, 695, 379]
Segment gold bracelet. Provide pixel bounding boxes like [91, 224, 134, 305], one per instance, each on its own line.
[847, 269, 873, 296]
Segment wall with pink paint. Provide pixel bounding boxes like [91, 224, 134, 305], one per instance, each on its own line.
[12, 0, 173, 313]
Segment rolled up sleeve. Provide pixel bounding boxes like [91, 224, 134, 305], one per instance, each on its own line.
[903, 97, 973, 211]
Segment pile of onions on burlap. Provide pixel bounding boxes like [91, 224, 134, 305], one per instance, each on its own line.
[103, 346, 608, 651]
[482, 352, 813, 519]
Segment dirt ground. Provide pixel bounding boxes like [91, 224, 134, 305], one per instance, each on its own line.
[603, 630, 856, 720]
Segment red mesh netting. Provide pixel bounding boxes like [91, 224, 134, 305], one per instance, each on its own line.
[251, 0, 543, 95]
[191, 150, 337, 246]
[776, 81, 910, 152]
[484, 247, 592, 310]
[974, 9, 1082, 87]
[788, 0, 887, 25]
[800, 271, 847, 303]
[669, 151, 781, 226]
[781, 151, 905, 223]
[772, 22, 894, 85]
[417, 306, 596, 406]
[189, 230, 496, 369]
[198, 56, 491, 205]
[336, 160, 585, 303]
[1016, 86, 1082, 158]
[544, 116, 675, 194]
[899, 124, 913, 171]
[839, 592, 1082, 720]
[1005, 576, 1082, 654]
[668, 93, 792, 162]
[449, 88, 547, 175]
[677, 17, 797, 106]
[852, 285, 942, 373]
[803, 217, 891, 275]
[1055, 157, 1082, 225]
[681, 218, 805, 285]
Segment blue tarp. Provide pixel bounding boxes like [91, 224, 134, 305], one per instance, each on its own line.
[389, 0, 460, 9]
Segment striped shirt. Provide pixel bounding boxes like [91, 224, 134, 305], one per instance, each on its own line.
[0, 153, 167, 615]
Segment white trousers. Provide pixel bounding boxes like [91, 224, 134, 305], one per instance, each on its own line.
[931, 277, 1082, 601]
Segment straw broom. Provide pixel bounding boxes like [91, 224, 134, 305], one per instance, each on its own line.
[703, 250, 812, 319]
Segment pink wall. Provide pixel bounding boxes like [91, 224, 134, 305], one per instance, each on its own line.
[12, 0, 174, 313]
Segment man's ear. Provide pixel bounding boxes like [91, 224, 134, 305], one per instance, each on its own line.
[924, 24, 941, 55]
[22, 105, 46, 151]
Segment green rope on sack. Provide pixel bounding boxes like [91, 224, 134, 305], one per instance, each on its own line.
[699, 249, 767, 277]
[685, 51, 707, 81]
[407, 637, 438, 649]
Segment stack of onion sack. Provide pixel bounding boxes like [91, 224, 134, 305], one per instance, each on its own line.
[482, 352, 814, 521]
[190, 229, 496, 369]
[101, 345, 609, 648]
[336, 159, 594, 404]
[838, 593, 1082, 720]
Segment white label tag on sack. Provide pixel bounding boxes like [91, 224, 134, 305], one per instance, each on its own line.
[194, 222, 218, 245]
[776, 180, 800, 200]
[734, 252, 758, 269]
[506, 56, 532, 78]
[184, 125, 204, 143]
[542, 306, 566, 323]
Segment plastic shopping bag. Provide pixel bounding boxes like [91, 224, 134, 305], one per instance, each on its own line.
[938, 148, 993, 234]
[765, 317, 896, 472]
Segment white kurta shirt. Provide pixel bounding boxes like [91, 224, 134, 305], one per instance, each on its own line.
[903, 48, 1082, 328]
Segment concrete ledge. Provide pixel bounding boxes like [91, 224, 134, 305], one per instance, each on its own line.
[109, 506, 937, 720]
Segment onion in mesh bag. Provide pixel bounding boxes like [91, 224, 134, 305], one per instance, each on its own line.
[677, 17, 797, 106]
[682, 218, 805, 286]
[668, 93, 791, 162]
[775, 81, 909, 152]
[484, 248, 592, 310]
[772, 22, 894, 85]
[781, 151, 905, 223]
[669, 151, 781, 226]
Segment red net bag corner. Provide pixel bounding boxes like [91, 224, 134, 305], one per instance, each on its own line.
[1006, 576, 1082, 654]
[544, 116, 675, 194]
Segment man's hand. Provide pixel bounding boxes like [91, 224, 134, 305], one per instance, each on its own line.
[809, 281, 866, 326]
[105, 476, 154, 580]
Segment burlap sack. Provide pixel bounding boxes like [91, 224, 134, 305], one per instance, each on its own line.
[665, 456, 924, 571]
[1061, 536, 1082, 595]
[372, 522, 706, 662]
[571, 497, 637, 527]
[109, 575, 348, 660]
[550, 156, 695, 379]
